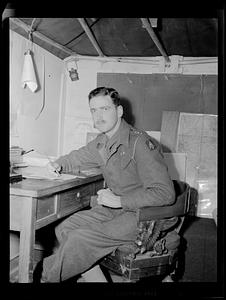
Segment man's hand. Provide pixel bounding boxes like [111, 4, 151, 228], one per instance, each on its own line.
[97, 188, 122, 208]
[47, 161, 61, 177]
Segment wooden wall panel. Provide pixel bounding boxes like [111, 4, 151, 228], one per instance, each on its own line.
[160, 111, 180, 152]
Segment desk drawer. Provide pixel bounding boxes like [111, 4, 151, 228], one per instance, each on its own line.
[58, 184, 92, 215]
[36, 195, 56, 220]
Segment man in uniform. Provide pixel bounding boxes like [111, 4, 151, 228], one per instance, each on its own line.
[38, 87, 175, 282]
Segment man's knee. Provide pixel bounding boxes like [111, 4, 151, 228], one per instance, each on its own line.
[55, 222, 67, 242]
[61, 229, 90, 255]
[67, 228, 89, 241]
[55, 215, 80, 241]
[55, 223, 86, 244]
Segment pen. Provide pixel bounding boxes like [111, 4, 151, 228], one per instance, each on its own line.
[22, 149, 34, 155]
[46, 156, 61, 176]
[34, 149, 61, 176]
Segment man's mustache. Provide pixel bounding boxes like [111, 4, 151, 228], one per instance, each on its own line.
[95, 120, 106, 125]
[94, 120, 106, 129]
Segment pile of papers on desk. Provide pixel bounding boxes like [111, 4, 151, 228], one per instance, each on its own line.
[10, 146, 23, 164]
[21, 166, 79, 180]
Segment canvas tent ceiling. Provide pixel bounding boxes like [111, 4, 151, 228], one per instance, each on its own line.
[10, 18, 218, 60]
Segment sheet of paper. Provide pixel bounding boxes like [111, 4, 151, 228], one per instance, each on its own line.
[20, 166, 79, 180]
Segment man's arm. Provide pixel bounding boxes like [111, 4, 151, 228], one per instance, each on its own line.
[49, 141, 100, 174]
[120, 136, 175, 210]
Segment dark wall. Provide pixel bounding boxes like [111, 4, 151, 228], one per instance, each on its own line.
[97, 73, 218, 131]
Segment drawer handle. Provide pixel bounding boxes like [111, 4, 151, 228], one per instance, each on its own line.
[76, 192, 80, 198]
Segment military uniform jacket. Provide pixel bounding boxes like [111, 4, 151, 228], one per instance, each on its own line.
[56, 119, 175, 211]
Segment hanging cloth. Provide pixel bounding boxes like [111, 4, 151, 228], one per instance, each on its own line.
[21, 50, 38, 93]
[21, 19, 38, 93]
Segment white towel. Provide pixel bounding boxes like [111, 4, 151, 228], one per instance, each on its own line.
[21, 50, 38, 93]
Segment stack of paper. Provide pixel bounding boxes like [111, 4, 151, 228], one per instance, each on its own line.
[10, 146, 23, 164]
[21, 166, 79, 181]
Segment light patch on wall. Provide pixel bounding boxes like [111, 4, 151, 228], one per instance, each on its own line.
[62, 116, 95, 154]
[10, 30, 64, 156]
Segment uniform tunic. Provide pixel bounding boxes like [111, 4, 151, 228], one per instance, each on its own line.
[42, 119, 175, 282]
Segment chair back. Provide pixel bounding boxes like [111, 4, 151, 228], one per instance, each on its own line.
[136, 180, 190, 222]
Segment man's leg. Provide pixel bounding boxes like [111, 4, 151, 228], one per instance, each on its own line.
[42, 227, 123, 282]
[41, 207, 137, 282]
[55, 204, 115, 242]
[40, 205, 118, 282]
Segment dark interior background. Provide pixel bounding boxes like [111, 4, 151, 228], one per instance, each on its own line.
[97, 73, 217, 131]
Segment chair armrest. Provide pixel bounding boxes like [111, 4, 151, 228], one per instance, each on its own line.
[136, 182, 190, 222]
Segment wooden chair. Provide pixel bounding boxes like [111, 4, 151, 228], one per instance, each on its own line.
[100, 180, 191, 282]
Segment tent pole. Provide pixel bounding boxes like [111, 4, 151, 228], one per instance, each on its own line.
[10, 18, 75, 57]
[77, 18, 105, 57]
[141, 18, 170, 63]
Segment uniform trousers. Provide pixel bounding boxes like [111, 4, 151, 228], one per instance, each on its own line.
[42, 203, 138, 282]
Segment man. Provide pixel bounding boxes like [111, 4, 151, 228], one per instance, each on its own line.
[39, 87, 175, 282]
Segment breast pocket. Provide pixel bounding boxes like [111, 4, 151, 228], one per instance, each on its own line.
[120, 152, 132, 169]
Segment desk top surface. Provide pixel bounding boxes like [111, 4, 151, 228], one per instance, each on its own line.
[10, 174, 103, 198]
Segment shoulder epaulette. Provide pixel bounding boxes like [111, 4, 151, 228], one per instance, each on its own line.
[130, 127, 145, 136]
[130, 127, 158, 154]
[131, 127, 150, 141]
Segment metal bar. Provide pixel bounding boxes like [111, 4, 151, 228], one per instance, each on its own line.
[64, 54, 160, 65]
[65, 54, 217, 68]
[77, 18, 105, 57]
[10, 18, 75, 56]
[148, 18, 158, 27]
[181, 58, 218, 65]
[141, 18, 170, 63]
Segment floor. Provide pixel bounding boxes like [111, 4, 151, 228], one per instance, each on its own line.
[77, 272, 129, 283]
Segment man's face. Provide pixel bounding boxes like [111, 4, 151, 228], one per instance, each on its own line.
[89, 95, 122, 134]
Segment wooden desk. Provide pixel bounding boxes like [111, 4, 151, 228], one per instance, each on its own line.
[10, 174, 104, 283]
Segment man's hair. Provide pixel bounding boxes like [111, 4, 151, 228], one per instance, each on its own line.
[88, 87, 121, 106]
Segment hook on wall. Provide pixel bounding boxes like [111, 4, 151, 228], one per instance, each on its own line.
[25, 18, 36, 53]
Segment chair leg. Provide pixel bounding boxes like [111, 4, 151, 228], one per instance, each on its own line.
[110, 273, 133, 282]
[162, 265, 177, 282]
[103, 268, 136, 283]
[162, 275, 174, 282]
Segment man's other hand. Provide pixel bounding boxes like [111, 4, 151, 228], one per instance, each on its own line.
[97, 188, 122, 208]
